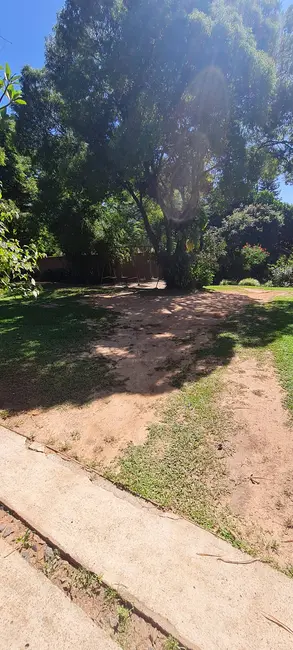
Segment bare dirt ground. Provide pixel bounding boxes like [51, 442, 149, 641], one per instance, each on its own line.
[2, 284, 293, 567]
[4, 285, 253, 466]
[222, 352, 293, 567]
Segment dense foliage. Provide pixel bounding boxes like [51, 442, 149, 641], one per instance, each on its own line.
[0, 65, 41, 295]
[2, 1, 293, 289]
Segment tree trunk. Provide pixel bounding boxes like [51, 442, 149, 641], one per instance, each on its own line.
[127, 185, 193, 289]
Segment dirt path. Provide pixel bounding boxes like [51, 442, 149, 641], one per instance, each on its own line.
[3, 287, 252, 466]
[222, 352, 293, 567]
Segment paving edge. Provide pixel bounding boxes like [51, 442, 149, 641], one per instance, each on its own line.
[1, 496, 200, 650]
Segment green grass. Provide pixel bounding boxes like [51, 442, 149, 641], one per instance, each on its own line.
[109, 369, 254, 551]
[111, 294, 293, 554]
[0, 286, 120, 413]
[109, 372, 228, 528]
[208, 284, 293, 292]
[218, 296, 293, 414]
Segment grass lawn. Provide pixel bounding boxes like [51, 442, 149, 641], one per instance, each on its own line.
[208, 284, 293, 292]
[0, 286, 119, 414]
[112, 292, 293, 555]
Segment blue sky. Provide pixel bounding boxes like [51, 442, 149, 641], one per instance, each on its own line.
[1, 0, 293, 204]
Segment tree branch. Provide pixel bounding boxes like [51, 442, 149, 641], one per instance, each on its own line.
[257, 139, 293, 153]
[125, 182, 160, 255]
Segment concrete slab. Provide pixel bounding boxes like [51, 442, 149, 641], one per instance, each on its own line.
[0, 537, 120, 650]
[1, 426, 293, 650]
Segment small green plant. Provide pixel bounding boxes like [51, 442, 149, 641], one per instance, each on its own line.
[43, 549, 60, 577]
[74, 568, 103, 595]
[104, 586, 118, 604]
[0, 409, 10, 420]
[164, 636, 184, 650]
[238, 278, 260, 287]
[117, 604, 131, 632]
[16, 529, 31, 549]
[270, 539, 279, 553]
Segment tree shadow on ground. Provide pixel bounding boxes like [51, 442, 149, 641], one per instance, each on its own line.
[0, 285, 293, 414]
[0, 288, 121, 413]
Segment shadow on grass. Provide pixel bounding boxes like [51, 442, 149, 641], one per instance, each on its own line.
[1, 284, 293, 415]
[169, 298, 293, 387]
[0, 288, 120, 413]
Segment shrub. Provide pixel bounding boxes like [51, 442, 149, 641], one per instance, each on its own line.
[264, 280, 273, 287]
[191, 228, 226, 289]
[220, 279, 236, 286]
[241, 244, 269, 272]
[270, 264, 293, 287]
[238, 278, 260, 286]
[191, 258, 215, 288]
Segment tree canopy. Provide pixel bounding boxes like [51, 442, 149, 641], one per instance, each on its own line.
[3, 0, 293, 289]
[40, 0, 284, 286]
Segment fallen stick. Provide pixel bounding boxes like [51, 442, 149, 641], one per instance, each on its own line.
[262, 612, 293, 636]
[197, 553, 259, 565]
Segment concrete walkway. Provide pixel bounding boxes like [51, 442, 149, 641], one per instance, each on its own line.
[1, 426, 293, 650]
[0, 536, 120, 650]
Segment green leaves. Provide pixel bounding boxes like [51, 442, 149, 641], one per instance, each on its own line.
[5, 63, 11, 80]
[0, 62, 27, 119]
[0, 199, 40, 296]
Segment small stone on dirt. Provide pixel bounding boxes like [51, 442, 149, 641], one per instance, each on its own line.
[21, 550, 30, 561]
[109, 615, 119, 631]
[0, 523, 6, 532]
[2, 526, 13, 538]
[44, 545, 54, 561]
[27, 441, 45, 453]
[32, 544, 38, 552]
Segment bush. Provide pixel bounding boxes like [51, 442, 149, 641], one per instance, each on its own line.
[238, 278, 260, 286]
[270, 264, 293, 287]
[220, 279, 236, 285]
[264, 280, 273, 287]
[190, 228, 226, 289]
[240, 244, 269, 280]
[191, 259, 215, 288]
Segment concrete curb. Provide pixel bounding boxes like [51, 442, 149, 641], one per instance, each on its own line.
[1, 426, 293, 650]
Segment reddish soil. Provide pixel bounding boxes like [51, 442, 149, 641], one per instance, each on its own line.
[3, 286, 253, 466]
[222, 352, 293, 568]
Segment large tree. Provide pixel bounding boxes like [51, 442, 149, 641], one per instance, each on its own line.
[257, 5, 293, 181]
[44, 0, 280, 287]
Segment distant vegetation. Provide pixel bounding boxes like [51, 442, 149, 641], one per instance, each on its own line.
[1, 1, 293, 290]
